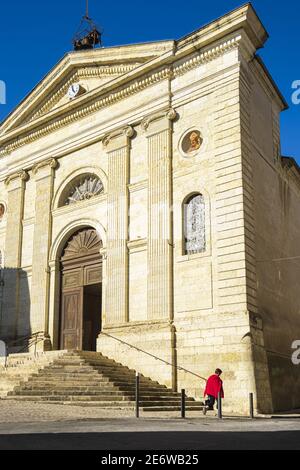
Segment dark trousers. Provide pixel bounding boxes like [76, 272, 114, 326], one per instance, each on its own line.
[205, 395, 216, 409]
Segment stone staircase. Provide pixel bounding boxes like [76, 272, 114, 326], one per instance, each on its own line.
[2, 350, 204, 412]
[0, 350, 67, 398]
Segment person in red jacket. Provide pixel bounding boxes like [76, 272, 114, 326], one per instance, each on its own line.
[203, 368, 224, 415]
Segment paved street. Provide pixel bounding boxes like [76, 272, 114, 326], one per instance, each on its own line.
[0, 400, 300, 450]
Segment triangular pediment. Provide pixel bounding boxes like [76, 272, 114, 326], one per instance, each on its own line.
[0, 41, 174, 135]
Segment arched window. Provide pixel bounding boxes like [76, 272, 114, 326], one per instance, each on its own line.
[183, 193, 205, 255]
[59, 173, 104, 207]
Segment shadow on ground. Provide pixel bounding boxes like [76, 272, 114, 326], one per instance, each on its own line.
[1, 431, 300, 450]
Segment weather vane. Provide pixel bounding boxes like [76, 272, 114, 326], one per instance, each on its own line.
[72, 0, 102, 51]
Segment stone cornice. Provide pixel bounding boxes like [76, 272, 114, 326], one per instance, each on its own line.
[128, 180, 148, 193]
[23, 217, 35, 227]
[5, 170, 29, 187]
[173, 35, 242, 77]
[127, 238, 147, 253]
[0, 34, 247, 157]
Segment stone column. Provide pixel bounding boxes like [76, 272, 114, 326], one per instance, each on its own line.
[48, 260, 60, 350]
[103, 126, 134, 325]
[3, 171, 28, 339]
[142, 109, 176, 320]
[30, 158, 57, 349]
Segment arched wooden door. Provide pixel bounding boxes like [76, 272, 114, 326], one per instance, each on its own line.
[60, 228, 103, 351]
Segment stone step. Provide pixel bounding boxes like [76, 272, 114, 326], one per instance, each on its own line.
[4, 394, 199, 407]
[2, 396, 135, 407]
[10, 392, 132, 400]
[46, 366, 97, 372]
[14, 382, 180, 396]
[142, 406, 204, 412]
[31, 376, 149, 385]
[61, 402, 203, 412]
[45, 368, 137, 378]
[38, 366, 135, 374]
[63, 403, 205, 411]
[32, 372, 153, 383]
[37, 369, 100, 375]
[11, 389, 192, 401]
[51, 359, 125, 368]
[47, 363, 135, 373]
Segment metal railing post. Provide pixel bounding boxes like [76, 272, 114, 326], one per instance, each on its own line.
[4, 342, 8, 369]
[34, 334, 37, 357]
[181, 389, 186, 419]
[135, 372, 140, 418]
[249, 393, 254, 419]
[217, 392, 222, 419]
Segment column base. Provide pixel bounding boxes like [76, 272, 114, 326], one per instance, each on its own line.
[42, 336, 52, 352]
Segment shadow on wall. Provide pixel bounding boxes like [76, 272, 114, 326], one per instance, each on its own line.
[267, 354, 300, 412]
[0, 267, 32, 353]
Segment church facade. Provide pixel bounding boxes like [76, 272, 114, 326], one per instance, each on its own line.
[0, 4, 299, 413]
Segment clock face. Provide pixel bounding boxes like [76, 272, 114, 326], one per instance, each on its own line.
[68, 83, 81, 99]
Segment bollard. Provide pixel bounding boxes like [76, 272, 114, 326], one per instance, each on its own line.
[249, 393, 254, 419]
[217, 392, 222, 419]
[181, 389, 186, 419]
[135, 372, 140, 418]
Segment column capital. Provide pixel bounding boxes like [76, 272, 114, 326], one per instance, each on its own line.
[141, 108, 177, 134]
[32, 158, 58, 177]
[103, 125, 134, 152]
[5, 170, 29, 188]
[48, 260, 60, 272]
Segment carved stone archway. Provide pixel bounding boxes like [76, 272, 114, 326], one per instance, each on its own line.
[60, 228, 103, 351]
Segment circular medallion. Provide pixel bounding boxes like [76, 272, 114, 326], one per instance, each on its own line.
[180, 129, 203, 157]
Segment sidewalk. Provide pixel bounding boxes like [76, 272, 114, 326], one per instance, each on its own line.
[1, 399, 300, 424]
[258, 409, 300, 419]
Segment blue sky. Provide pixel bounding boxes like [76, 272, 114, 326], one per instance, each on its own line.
[0, 0, 299, 162]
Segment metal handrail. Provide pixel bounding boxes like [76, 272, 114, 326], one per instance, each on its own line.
[5, 331, 45, 355]
[100, 331, 207, 382]
[6, 331, 44, 348]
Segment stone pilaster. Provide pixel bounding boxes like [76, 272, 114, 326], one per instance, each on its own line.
[142, 109, 176, 320]
[103, 126, 134, 325]
[30, 158, 57, 348]
[48, 260, 60, 350]
[239, 64, 273, 413]
[3, 171, 28, 339]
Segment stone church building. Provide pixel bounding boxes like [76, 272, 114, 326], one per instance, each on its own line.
[0, 4, 299, 413]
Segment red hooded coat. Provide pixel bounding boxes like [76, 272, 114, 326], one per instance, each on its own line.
[204, 374, 224, 399]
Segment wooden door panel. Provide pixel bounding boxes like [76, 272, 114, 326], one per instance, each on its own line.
[84, 264, 102, 285]
[62, 268, 82, 290]
[60, 288, 83, 350]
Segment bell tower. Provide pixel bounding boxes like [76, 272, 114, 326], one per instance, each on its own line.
[72, 0, 102, 51]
